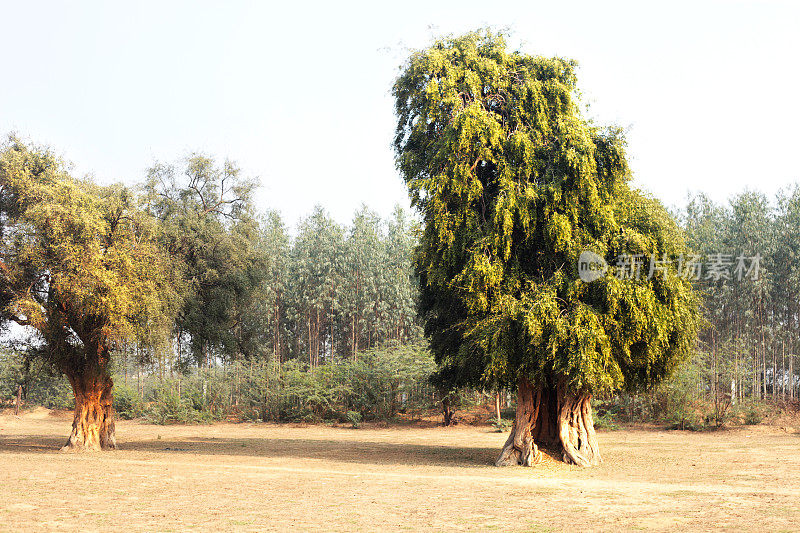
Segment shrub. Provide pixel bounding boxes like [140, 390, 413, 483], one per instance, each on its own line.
[142, 380, 215, 425]
[732, 401, 766, 425]
[114, 384, 143, 420]
[491, 418, 512, 432]
[5, 343, 442, 425]
[345, 410, 361, 428]
[591, 400, 619, 430]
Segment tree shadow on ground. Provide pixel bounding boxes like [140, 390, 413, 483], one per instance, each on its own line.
[0, 432, 568, 468]
[0, 435, 66, 454]
[128, 436, 504, 467]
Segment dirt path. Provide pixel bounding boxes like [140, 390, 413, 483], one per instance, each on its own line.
[1, 412, 799, 531]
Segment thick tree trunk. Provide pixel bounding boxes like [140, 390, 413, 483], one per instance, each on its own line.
[496, 377, 542, 466]
[62, 370, 116, 451]
[496, 377, 600, 467]
[556, 382, 601, 466]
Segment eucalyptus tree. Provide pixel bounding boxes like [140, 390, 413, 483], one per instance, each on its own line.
[384, 206, 422, 344]
[393, 31, 700, 466]
[680, 194, 734, 400]
[726, 192, 774, 399]
[774, 186, 800, 399]
[341, 206, 383, 357]
[290, 206, 344, 364]
[0, 138, 179, 450]
[259, 210, 292, 362]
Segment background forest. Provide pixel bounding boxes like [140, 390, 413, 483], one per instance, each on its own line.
[1, 149, 799, 429]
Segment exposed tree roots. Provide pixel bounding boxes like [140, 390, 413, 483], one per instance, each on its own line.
[496, 377, 601, 467]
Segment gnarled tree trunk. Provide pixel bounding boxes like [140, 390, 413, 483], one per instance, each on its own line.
[496, 376, 542, 466]
[556, 382, 601, 466]
[62, 368, 116, 451]
[496, 377, 600, 467]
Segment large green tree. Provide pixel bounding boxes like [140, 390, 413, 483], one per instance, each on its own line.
[393, 31, 701, 466]
[143, 155, 260, 367]
[0, 138, 178, 450]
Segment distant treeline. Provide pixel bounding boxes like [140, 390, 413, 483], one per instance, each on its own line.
[675, 189, 800, 404]
[135, 155, 422, 374]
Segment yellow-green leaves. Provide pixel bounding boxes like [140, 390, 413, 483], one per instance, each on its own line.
[395, 31, 700, 395]
[0, 137, 179, 369]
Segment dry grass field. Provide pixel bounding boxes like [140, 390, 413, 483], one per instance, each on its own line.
[1, 409, 799, 532]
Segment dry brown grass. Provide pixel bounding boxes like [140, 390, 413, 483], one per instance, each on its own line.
[1, 409, 799, 532]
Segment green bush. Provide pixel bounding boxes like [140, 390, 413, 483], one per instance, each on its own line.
[345, 410, 361, 428]
[0, 352, 73, 410]
[591, 400, 619, 430]
[113, 384, 143, 420]
[141, 380, 215, 425]
[4, 343, 441, 425]
[491, 418, 512, 432]
[732, 401, 766, 425]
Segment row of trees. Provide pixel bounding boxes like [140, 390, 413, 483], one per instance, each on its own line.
[141, 156, 420, 371]
[680, 189, 800, 405]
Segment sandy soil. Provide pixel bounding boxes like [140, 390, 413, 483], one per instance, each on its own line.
[1, 409, 799, 532]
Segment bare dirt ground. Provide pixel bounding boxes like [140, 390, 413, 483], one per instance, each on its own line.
[1, 409, 799, 532]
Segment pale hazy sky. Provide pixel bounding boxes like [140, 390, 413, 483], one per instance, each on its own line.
[2, 1, 798, 227]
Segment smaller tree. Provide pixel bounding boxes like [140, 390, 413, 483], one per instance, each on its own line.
[143, 155, 259, 367]
[0, 138, 179, 450]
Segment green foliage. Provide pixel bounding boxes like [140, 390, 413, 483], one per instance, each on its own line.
[0, 349, 26, 402]
[0, 348, 73, 410]
[600, 352, 778, 431]
[143, 388, 198, 425]
[0, 137, 179, 381]
[287, 205, 422, 363]
[732, 401, 767, 425]
[677, 187, 800, 408]
[345, 410, 361, 428]
[393, 30, 700, 396]
[113, 384, 144, 420]
[103, 344, 437, 424]
[143, 154, 261, 365]
[138, 378, 218, 425]
[491, 418, 512, 432]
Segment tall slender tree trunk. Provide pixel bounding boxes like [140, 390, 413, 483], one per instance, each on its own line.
[782, 341, 786, 401]
[307, 314, 313, 367]
[351, 314, 358, 360]
[752, 346, 756, 399]
[760, 302, 767, 400]
[273, 300, 282, 363]
[496, 377, 600, 467]
[62, 366, 116, 451]
[14, 385, 22, 416]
